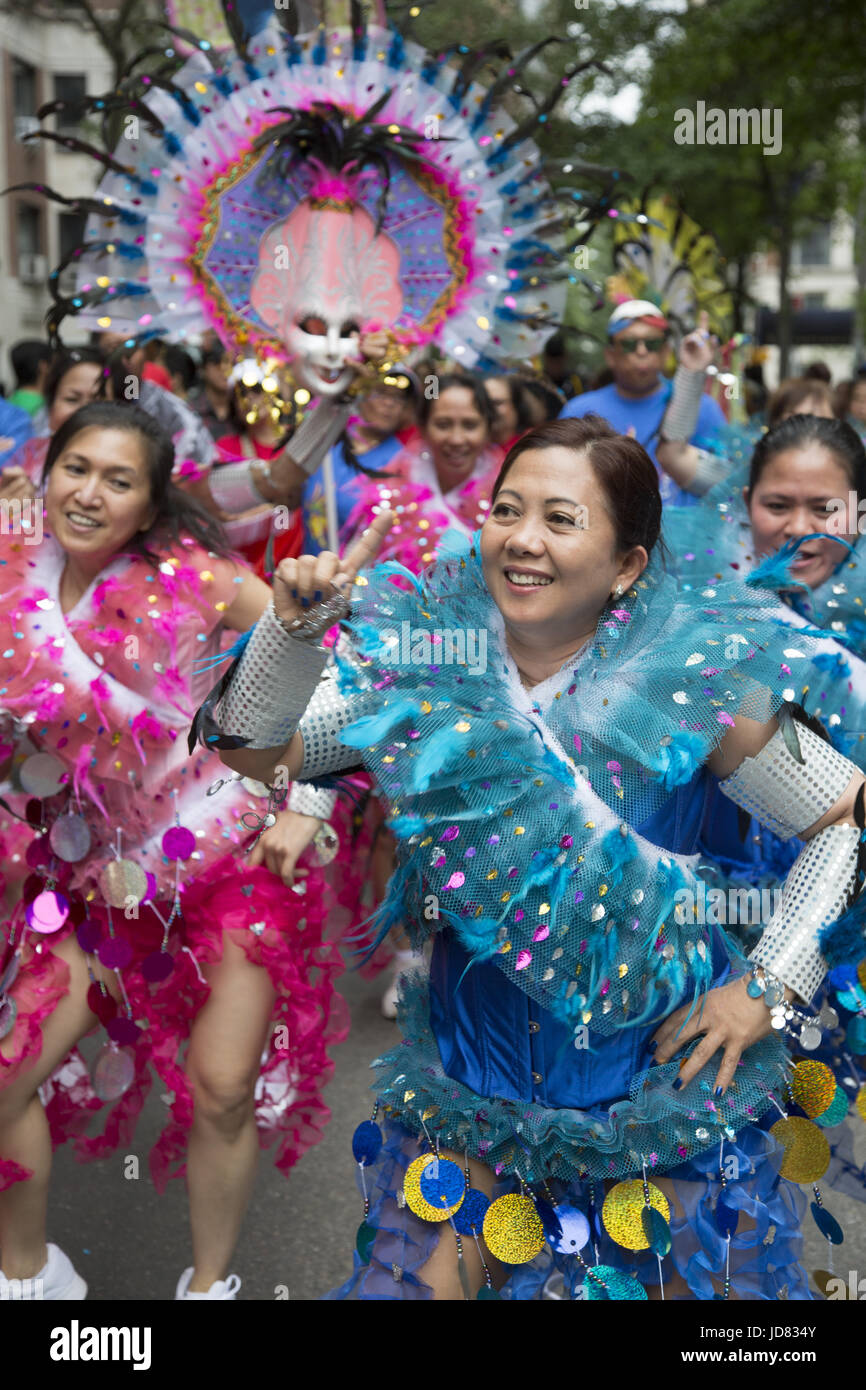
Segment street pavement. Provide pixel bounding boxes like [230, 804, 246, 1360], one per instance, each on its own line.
[46, 967, 866, 1301]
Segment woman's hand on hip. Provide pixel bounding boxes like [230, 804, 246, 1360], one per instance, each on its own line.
[650, 974, 776, 1095]
[246, 808, 320, 887]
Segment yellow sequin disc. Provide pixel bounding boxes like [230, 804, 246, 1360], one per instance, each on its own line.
[769, 1116, 830, 1183]
[790, 1060, 836, 1119]
[402, 1156, 463, 1223]
[602, 1180, 671, 1251]
[856, 1085, 866, 1122]
[482, 1194, 545, 1264]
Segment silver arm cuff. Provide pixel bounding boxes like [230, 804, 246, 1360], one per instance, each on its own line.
[719, 723, 856, 840]
[208, 459, 269, 513]
[298, 651, 379, 778]
[686, 448, 731, 497]
[217, 602, 327, 750]
[288, 780, 338, 820]
[661, 365, 708, 442]
[749, 824, 860, 1001]
[286, 400, 353, 476]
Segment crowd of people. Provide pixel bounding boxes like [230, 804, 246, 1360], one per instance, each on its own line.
[2, 287, 866, 1305]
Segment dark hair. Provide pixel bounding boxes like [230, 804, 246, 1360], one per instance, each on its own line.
[491, 415, 662, 556]
[486, 375, 534, 433]
[42, 401, 234, 562]
[164, 345, 197, 393]
[519, 375, 566, 423]
[11, 339, 52, 388]
[767, 377, 834, 429]
[417, 373, 495, 432]
[748, 414, 866, 497]
[201, 345, 227, 367]
[44, 347, 105, 408]
[803, 360, 832, 384]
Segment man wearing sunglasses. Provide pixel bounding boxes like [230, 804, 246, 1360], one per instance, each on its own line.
[559, 299, 726, 506]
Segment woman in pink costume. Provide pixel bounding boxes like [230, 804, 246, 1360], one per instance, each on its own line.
[0, 402, 348, 1300]
[344, 375, 503, 572]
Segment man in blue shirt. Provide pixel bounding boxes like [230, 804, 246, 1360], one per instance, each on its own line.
[559, 300, 727, 507]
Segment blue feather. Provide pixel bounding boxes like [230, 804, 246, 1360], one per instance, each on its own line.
[340, 697, 418, 747]
[193, 625, 253, 672]
[748, 534, 854, 593]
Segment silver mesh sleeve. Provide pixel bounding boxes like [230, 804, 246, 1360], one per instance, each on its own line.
[686, 448, 731, 497]
[719, 724, 856, 840]
[288, 780, 338, 820]
[286, 400, 353, 476]
[749, 824, 860, 1001]
[207, 460, 268, 513]
[298, 659, 379, 777]
[660, 365, 708, 442]
[217, 602, 327, 750]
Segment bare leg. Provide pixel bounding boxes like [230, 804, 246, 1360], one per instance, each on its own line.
[183, 935, 276, 1291]
[0, 936, 107, 1278]
[415, 1150, 504, 1301]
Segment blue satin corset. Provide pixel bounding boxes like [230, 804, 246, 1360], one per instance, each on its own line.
[428, 767, 728, 1109]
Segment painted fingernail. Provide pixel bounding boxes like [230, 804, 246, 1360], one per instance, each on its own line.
[646, 1039, 658, 1054]
[290, 588, 298, 598]
[672, 1077, 683, 1092]
[714, 1086, 723, 1098]
[313, 590, 323, 601]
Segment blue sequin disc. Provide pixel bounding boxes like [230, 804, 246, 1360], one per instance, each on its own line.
[419, 1156, 464, 1212]
[351, 1120, 383, 1167]
[583, 1265, 647, 1301]
[810, 1202, 844, 1245]
[453, 1187, 490, 1235]
[846, 1016, 866, 1054]
[816, 1086, 850, 1128]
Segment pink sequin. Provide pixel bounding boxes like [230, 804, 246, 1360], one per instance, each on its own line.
[532, 924, 549, 943]
[515, 949, 532, 970]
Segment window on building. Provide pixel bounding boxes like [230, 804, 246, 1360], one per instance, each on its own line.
[12, 59, 39, 143]
[53, 74, 87, 137]
[795, 224, 832, 267]
[17, 205, 42, 257]
[802, 292, 827, 310]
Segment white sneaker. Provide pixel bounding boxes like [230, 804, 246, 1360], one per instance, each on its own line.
[175, 1267, 241, 1300]
[381, 949, 418, 1020]
[0, 1243, 87, 1300]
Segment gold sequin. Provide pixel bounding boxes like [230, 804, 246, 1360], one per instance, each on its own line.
[856, 1084, 866, 1122]
[482, 1194, 544, 1263]
[403, 1155, 463, 1223]
[603, 1180, 670, 1251]
[790, 1060, 836, 1119]
[769, 1117, 830, 1183]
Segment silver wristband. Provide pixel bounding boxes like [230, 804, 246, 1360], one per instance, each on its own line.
[286, 400, 353, 476]
[216, 602, 327, 750]
[719, 723, 856, 841]
[749, 823, 860, 1002]
[207, 458, 271, 512]
[686, 448, 731, 497]
[661, 365, 708, 443]
[288, 780, 338, 820]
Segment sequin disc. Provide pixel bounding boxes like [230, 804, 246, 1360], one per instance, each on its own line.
[856, 1085, 866, 1122]
[0, 952, 20, 994]
[161, 826, 195, 861]
[76, 920, 103, 954]
[49, 814, 92, 863]
[19, 753, 66, 797]
[351, 1120, 383, 1167]
[790, 1060, 836, 1118]
[141, 950, 174, 983]
[816, 1086, 849, 1128]
[583, 1264, 648, 1301]
[545, 1204, 590, 1255]
[107, 1016, 141, 1046]
[452, 1188, 490, 1236]
[99, 859, 148, 908]
[419, 1157, 464, 1214]
[86, 982, 117, 1024]
[0, 995, 17, 1040]
[847, 1016, 866, 1054]
[403, 1155, 462, 1222]
[25, 890, 70, 934]
[769, 1116, 831, 1183]
[89, 1043, 135, 1102]
[602, 1180, 670, 1251]
[97, 936, 133, 970]
[482, 1194, 545, 1264]
[798, 1024, 823, 1052]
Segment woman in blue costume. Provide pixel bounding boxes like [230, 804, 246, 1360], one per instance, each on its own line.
[195, 417, 866, 1300]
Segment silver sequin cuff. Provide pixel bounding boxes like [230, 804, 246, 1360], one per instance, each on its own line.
[288, 781, 338, 820]
[287, 400, 353, 476]
[660, 365, 707, 442]
[298, 658, 379, 778]
[207, 459, 268, 513]
[750, 823, 860, 1001]
[217, 602, 327, 750]
[719, 724, 856, 840]
[687, 448, 731, 497]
